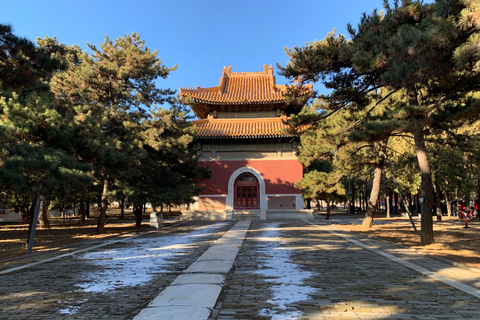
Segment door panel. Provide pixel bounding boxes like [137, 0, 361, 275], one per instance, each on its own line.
[234, 184, 260, 209]
[234, 173, 260, 209]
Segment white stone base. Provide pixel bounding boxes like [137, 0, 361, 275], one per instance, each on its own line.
[149, 212, 163, 228]
[181, 209, 314, 220]
[180, 210, 227, 220]
[266, 209, 314, 220]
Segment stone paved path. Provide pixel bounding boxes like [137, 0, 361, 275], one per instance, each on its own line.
[210, 220, 480, 319]
[2, 219, 480, 319]
[0, 220, 234, 320]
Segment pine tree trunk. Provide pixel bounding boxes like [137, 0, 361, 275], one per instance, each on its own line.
[408, 193, 413, 212]
[325, 200, 332, 220]
[39, 198, 50, 229]
[435, 175, 442, 222]
[79, 189, 87, 224]
[134, 205, 142, 226]
[412, 194, 418, 212]
[120, 197, 125, 219]
[351, 182, 356, 213]
[417, 192, 422, 213]
[362, 141, 386, 229]
[306, 199, 311, 209]
[389, 189, 393, 215]
[86, 198, 90, 218]
[26, 185, 42, 243]
[465, 192, 471, 211]
[362, 151, 385, 229]
[445, 191, 452, 218]
[412, 122, 435, 245]
[62, 189, 66, 224]
[394, 192, 398, 214]
[79, 200, 86, 224]
[386, 195, 391, 218]
[96, 179, 109, 234]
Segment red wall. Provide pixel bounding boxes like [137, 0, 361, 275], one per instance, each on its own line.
[198, 160, 302, 195]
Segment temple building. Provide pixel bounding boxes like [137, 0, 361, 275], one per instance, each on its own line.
[180, 65, 313, 220]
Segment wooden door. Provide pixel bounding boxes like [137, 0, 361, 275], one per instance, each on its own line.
[234, 173, 259, 209]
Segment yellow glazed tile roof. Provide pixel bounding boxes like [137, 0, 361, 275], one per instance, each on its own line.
[180, 65, 311, 105]
[193, 116, 295, 139]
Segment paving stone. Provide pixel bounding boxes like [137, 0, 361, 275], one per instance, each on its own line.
[0, 220, 233, 320]
[209, 220, 480, 319]
[3, 219, 480, 319]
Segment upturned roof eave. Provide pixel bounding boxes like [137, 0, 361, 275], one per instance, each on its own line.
[194, 134, 295, 139]
[185, 96, 288, 105]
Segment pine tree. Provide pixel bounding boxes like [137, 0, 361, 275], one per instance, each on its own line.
[49, 33, 203, 232]
[293, 94, 399, 228]
[1, 28, 91, 238]
[280, 0, 480, 245]
[0, 24, 65, 93]
[122, 103, 210, 226]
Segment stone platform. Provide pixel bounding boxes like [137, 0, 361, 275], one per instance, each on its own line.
[180, 209, 314, 220]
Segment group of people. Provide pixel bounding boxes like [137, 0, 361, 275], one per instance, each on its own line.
[450, 199, 479, 220]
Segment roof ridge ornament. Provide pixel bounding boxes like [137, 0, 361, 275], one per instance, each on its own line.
[218, 65, 232, 93]
[263, 64, 273, 74]
[263, 64, 276, 92]
[223, 65, 232, 76]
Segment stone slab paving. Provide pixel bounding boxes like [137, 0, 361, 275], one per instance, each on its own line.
[133, 220, 250, 320]
[209, 220, 480, 320]
[0, 220, 234, 320]
[3, 219, 480, 319]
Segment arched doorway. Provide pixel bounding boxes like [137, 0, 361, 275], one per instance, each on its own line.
[234, 173, 260, 209]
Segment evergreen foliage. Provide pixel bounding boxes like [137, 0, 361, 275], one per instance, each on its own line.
[0, 24, 66, 93]
[1, 26, 206, 235]
[280, 0, 480, 245]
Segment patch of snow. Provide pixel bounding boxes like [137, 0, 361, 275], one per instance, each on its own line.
[254, 222, 317, 320]
[58, 306, 79, 314]
[73, 222, 228, 293]
[57, 299, 87, 315]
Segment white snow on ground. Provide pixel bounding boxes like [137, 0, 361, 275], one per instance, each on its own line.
[254, 222, 317, 320]
[74, 222, 228, 293]
[57, 299, 87, 314]
[58, 306, 80, 314]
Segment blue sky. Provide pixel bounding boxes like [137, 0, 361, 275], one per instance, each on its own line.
[3, 0, 383, 107]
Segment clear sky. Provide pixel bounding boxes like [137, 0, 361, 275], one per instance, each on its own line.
[3, 0, 383, 107]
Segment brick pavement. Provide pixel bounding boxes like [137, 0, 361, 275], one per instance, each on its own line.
[210, 220, 480, 320]
[0, 220, 234, 320]
[2, 219, 480, 319]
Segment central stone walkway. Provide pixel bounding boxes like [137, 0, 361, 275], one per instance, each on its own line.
[2, 219, 480, 320]
[133, 220, 250, 320]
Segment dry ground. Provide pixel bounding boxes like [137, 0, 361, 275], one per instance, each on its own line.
[0, 209, 179, 261]
[335, 212, 480, 270]
[2, 210, 480, 270]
